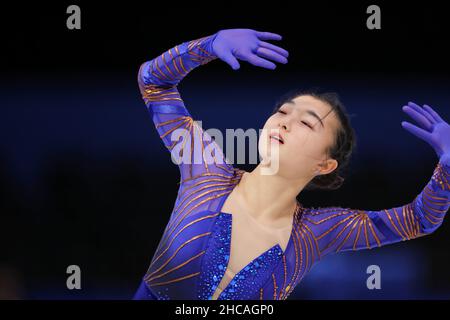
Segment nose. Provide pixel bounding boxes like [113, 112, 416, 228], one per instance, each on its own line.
[278, 120, 289, 132]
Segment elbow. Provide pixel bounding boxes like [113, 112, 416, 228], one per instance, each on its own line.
[419, 217, 445, 235]
[138, 61, 152, 87]
[415, 195, 448, 236]
[138, 59, 168, 88]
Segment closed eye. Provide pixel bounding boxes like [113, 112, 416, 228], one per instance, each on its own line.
[278, 109, 313, 129]
[301, 120, 313, 129]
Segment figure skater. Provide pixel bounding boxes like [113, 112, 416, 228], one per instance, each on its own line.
[133, 29, 450, 300]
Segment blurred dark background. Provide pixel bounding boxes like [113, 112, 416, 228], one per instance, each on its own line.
[1, 1, 450, 299]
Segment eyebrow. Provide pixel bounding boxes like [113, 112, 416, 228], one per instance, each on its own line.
[285, 100, 325, 128]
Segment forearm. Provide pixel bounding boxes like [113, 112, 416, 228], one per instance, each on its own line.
[413, 155, 450, 234]
[135, 28, 289, 180]
[138, 33, 219, 107]
[377, 156, 450, 242]
[309, 156, 450, 255]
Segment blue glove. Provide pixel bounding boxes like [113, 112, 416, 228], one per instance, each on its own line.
[211, 28, 289, 70]
[402, 101, 450, 161]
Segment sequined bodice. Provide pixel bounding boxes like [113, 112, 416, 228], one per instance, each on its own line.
[210, 193, 299, 300]
[209, 213, 296, 299]
[198, 210, 287, 300]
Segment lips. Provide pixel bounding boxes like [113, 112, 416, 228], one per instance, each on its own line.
[269, 132, 284, 144]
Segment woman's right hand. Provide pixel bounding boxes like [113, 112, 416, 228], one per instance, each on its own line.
[211, 28, 289, 70]
[402, 102, 450, 162]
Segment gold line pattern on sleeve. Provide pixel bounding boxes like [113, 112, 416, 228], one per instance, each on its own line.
[305, 210, 353, 224]
[142, 84, 184, 104]
[392, 208, 410, 240]
[420, 164, 450, 225]
[383, 209, 407, 240]
[336, 215, 364, 252]
[353, 218, 364, 250]
[366, 215, 381, 247]
[154, 114, 234, 178]
[321, 214, 361, 252]
[315, 213, 359, 240]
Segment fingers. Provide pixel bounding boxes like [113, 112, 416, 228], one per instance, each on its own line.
[255, 47, 288, 64]
[423, 104, 444, 122]
[402, 105, 433, 131]
[247, 54, 277, 69]
[259, 41, 289, 58]
[401, 121, 432, 143]
[407, 101, 436, 124]
[220, 51, 241, 70]
[255, 31, 282, 41]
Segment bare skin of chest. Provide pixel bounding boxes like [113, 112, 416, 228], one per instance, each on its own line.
[210, 188, 293, 300]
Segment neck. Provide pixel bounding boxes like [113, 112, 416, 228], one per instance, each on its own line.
[236, 163, 310, 224]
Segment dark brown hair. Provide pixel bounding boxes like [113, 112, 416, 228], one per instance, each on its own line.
[271, 88, 357, 190]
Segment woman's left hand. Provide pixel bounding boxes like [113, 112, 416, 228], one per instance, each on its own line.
[211, 28, 289, 70]
[402, 101, 450, 160]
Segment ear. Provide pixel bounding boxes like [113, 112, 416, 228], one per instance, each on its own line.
[317, 159, 338, 176]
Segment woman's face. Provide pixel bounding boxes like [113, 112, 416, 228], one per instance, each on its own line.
[259, 95, 340, 180]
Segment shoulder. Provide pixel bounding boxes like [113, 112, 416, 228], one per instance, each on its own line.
[175, 167, 243, 209]
[300, 205, 361, 227]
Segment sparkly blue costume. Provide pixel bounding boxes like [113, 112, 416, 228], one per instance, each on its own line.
[133, 33, 450, 300]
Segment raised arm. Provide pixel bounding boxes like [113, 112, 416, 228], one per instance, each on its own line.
[137, 29, 289, 181]
[306, 102, 450, 255]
